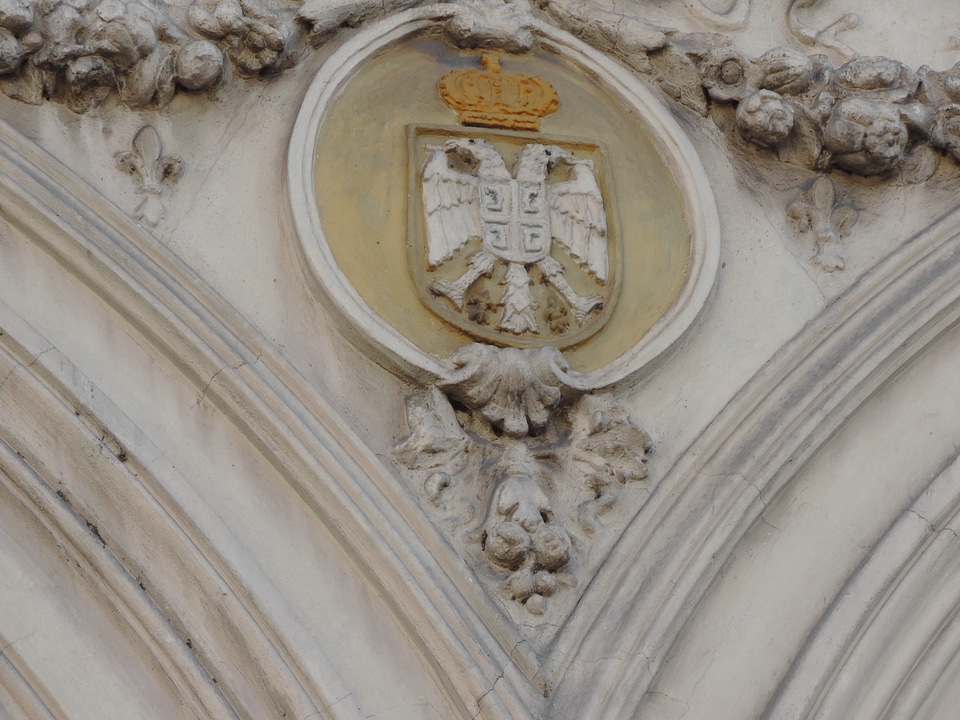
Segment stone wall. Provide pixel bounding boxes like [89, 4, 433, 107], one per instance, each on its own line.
[1, 2, 959, 719]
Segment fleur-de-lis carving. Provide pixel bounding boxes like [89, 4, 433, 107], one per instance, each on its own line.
[787, 174, 858, 272]
[115, 126, 185, 227]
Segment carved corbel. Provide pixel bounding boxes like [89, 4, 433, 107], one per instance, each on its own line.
[394, 344, 651, 617]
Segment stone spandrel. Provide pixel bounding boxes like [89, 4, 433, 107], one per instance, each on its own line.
[1, 1, 960, 720]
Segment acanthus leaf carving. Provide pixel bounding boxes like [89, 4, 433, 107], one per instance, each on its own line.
[569, 393, 651, 537]
[393, 385, 470, 472]
[570, 393, 651, 487]
[394, 343, 652, 627]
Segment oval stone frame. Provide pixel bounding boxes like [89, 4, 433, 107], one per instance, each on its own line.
[288, 6, 720, 388]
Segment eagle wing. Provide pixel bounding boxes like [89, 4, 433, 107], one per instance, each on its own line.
[422, 145, 482, 268]
[549, 159, 609, 283]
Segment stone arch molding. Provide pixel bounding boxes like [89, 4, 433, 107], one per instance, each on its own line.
[0, 274, 363, 718]
[580, 207, 960, 720]
[0, 108, 580, 718]
[764, 449, 960, 720]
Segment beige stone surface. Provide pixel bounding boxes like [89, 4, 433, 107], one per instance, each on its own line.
[1, 1, 960, 719]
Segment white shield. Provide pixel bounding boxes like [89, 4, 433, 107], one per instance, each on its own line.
[480, 179, 552, 264]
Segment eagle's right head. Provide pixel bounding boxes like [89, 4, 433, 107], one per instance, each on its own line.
[443, 138, 510, 179]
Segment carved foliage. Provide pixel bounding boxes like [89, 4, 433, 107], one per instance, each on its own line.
[698, 48, 919, 176]
[0, 0, 957, 187]
[297, 0, 540, 54]
[394, 344, 652, 624]
[535, 0, 960, 181]
[0, 0, 559, 110]
[440, 0, 539, 54]
[694, 47, 959, 178]
[571, 393, 652, 537]
[187, 0, 290, 76]
[0, 0, 230, 111]
[0, 0, 353, 110]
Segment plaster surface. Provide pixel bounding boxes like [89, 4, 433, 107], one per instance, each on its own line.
[1, 1, 959, 718]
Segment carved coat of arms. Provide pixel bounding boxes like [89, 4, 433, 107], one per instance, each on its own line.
[294, 31, 718, 634]
[409, 55, 620, 348]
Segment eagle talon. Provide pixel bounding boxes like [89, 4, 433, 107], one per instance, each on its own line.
[430, 279, 467, 309]
[431, 248, 496, 309]
[569, 294, 603, 324]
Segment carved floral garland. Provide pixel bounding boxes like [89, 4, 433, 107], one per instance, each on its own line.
[1, 0, 958, 187]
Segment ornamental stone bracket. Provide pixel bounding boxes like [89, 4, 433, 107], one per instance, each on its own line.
[393, 345, 652, 632]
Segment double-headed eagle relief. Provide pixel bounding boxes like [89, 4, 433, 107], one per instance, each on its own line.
[411, 54, 618, 347]
[423, 138, 608, 335]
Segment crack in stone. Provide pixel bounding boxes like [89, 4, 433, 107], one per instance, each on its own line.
[470, 672, 503, 720]
[311, 691, 353, 719]
[194, 352, 262, 407]
[471, 640, 527, 720]
[0, 630, 38, 658]
[746, 477, 783, 532]
[645, 689, 690, 718]
[24, 346, 54, 368]
[804, 501, 869, 549]
[0, 346, 55, 390]
[908, 508, 958, 538]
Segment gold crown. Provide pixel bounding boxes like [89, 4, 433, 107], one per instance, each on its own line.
[439, 54, 559, 132]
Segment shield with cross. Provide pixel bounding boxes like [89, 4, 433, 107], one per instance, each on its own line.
[409, 129, 621, 348]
